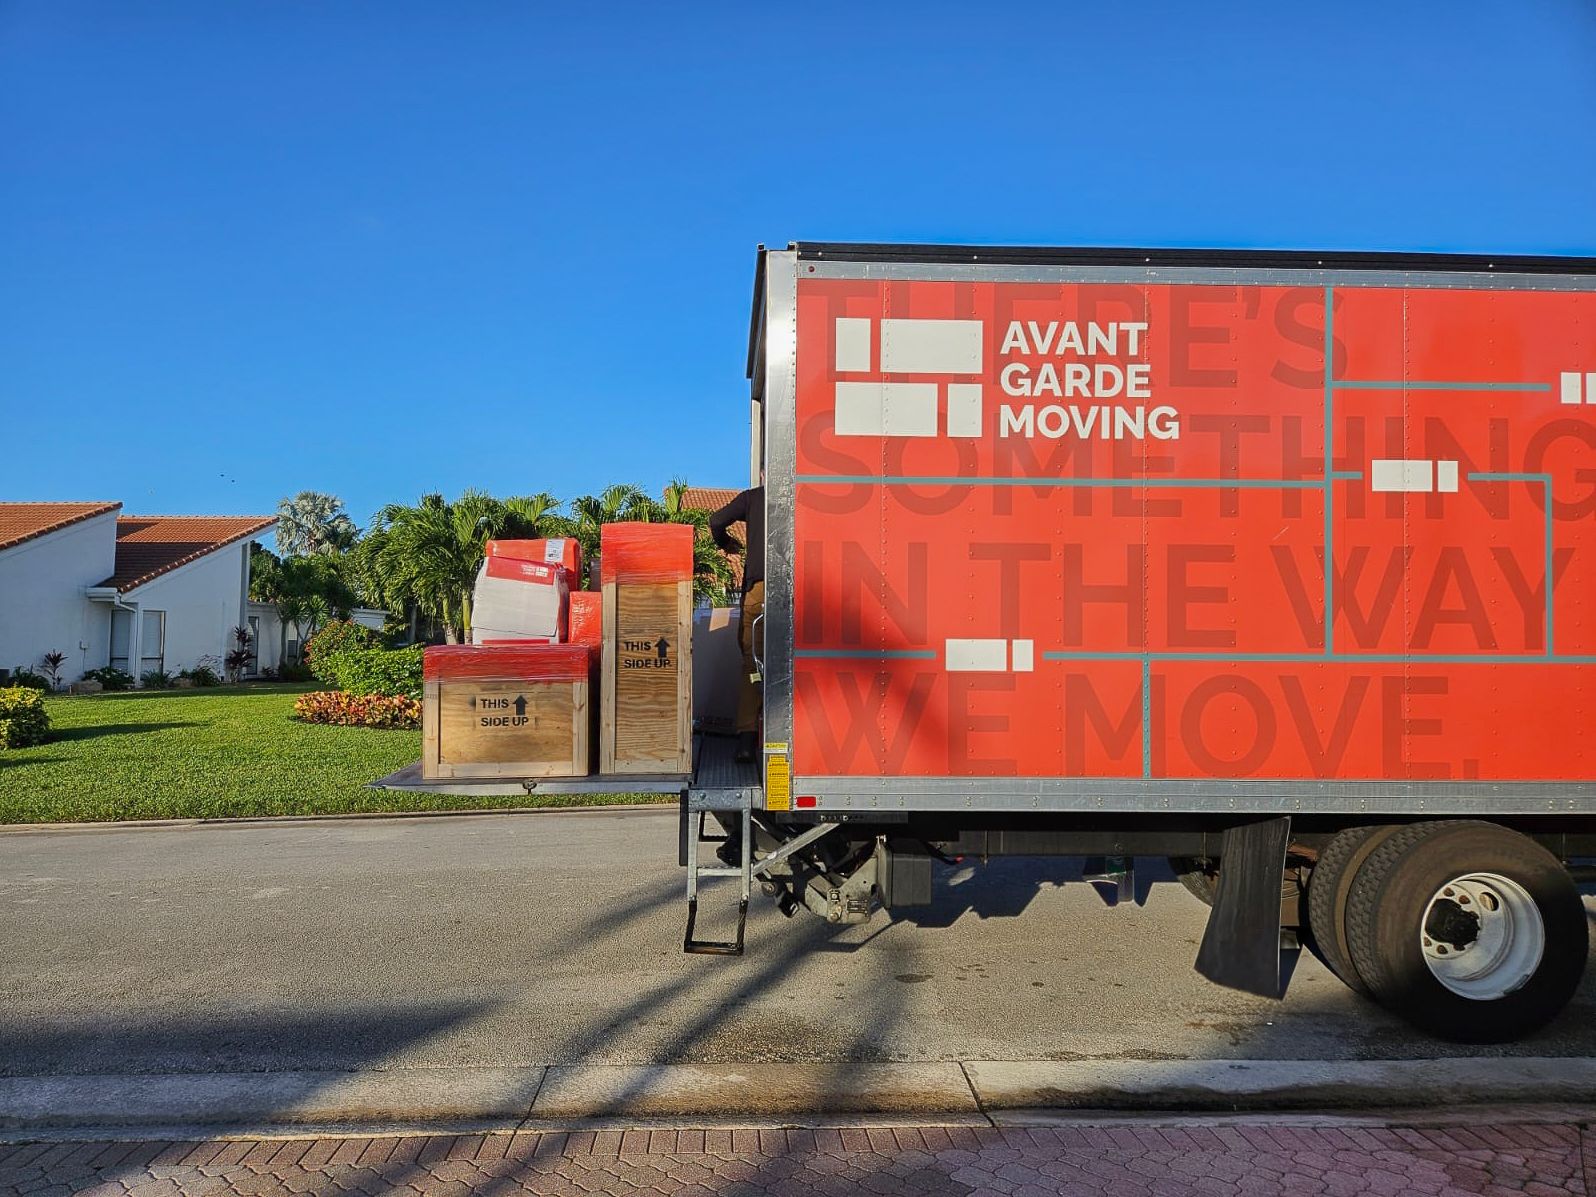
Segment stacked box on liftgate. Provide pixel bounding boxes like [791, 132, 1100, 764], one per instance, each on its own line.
[422, 644, 591, 779]
[568, 590, 603, 659]
[486, 537, 583, 578]
[470, 555, 569, 644]
[600, 522, 693, 775]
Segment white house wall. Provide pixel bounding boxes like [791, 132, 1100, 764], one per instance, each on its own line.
[247, 605, 393, 674]
[126, 542, 251, 676]
[0, 512, 118, 683]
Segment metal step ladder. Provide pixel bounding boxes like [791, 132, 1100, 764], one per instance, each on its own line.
[682, 799, 751, 955]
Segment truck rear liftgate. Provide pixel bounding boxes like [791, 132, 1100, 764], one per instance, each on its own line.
[376, 733, 781, 954]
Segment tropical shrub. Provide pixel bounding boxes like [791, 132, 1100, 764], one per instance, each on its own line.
[305, 620, 380, 680]
[269, 661, 315, 683]
[293, 690, 420, 729]
[141, 669, 173, 690]
[39, 651, 68, 690]
[82, 666, 134, 691]
[313, 646, 424, 698]
[225, 626, 253, 683]
[6, 667, 50, 691]
[180, 663, 222, 687]
[0, 686, 51, 748]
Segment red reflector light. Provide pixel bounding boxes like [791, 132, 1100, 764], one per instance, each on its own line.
[796, 795, 818, 809]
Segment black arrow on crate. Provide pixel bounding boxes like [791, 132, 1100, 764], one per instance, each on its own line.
[655, 638, 669, 661]
[514, 695, 527, 717]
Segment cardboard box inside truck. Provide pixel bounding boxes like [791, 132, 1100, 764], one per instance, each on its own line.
[691, 606, 741, 735]
[599, 522, 693, 774]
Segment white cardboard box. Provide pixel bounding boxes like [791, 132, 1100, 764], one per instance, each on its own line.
[472, 557, 567, 642]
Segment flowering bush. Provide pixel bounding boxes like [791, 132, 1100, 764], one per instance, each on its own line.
[0, 686, 51, 748]
[293, 690, 420, 730]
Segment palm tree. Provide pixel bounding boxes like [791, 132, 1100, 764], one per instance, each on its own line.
[567, 480, 736, 602]
[276, 491, 359, 557]
[502, 491, 567, 536]
[358, 491, 565, 643]
[567, 484, 665, 588]
[250, 548, 354, 663]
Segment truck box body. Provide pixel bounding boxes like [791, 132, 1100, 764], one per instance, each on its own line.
[754, 245, 1596, 815]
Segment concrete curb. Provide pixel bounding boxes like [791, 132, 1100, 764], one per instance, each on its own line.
[965, 1057, 1596, 1111]
[532, 1063, 976, 1119]
[5, 1058, 1596, 1133]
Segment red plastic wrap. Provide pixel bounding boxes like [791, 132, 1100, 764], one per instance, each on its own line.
[599, 522, 693, 585]
[424, 644, 590, 683]
[487, 537, 582, 577]
[567, 591, 603, 649]
[482, 556, 564, 586]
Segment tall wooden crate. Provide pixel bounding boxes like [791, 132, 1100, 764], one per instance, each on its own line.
[599, 522, 694, 775]
[423, 644, 591, 779]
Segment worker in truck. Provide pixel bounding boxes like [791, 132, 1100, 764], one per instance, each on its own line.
[708, 475, 764, 763]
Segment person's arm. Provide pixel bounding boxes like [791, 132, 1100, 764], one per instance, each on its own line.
[708, 490, 748, 555]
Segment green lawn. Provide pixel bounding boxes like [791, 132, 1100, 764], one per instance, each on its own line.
[0, 686, 667, 824]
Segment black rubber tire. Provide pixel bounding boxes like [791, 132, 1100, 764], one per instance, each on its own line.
[1305, 825, 1401, 995]
[1343, 820, 1588, 1043]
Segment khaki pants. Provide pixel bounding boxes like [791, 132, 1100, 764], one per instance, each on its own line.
[737, 581, 764, 734]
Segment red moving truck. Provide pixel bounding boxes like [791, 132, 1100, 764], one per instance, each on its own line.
[723, 242, 1596, 1043]
[382, 240, 1596, 1043]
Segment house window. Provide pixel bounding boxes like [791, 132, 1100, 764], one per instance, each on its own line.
[110, 609, 132, 674]
[139, 611, 165, 677]
[246, 615, 261, 676]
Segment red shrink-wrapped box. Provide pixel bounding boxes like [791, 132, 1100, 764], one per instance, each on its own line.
[422, 644, 591, 779]
[567, 591, 603, 650]
[598, 522, 692, 584]
[487, 537, 582, 578]
[599, 523, 694, 775]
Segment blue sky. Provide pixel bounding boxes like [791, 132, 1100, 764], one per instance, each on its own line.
[4, 2, 1594, 527]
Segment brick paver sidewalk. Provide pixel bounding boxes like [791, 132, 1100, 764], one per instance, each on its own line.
[1, 1118, 1589, 1196]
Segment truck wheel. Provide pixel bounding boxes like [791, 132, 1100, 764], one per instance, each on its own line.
[1343, 821, 1588, 1043]
[1305, 825, 1401, 995]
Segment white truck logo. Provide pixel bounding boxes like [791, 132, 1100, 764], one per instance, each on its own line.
[831, 315, 1182, 441]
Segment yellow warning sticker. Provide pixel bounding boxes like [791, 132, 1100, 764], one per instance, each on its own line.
[764, 753, 791, 811]
[763, 741, 789, 754]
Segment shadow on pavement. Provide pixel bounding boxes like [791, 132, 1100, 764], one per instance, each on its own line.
[0, 999, 500, 1079]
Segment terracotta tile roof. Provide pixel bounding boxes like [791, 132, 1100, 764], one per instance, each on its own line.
[674, 486, 746, 591]
[101, 515, 276, 593]
[679, 486, 742, 514]
[0, 502, 121, 553]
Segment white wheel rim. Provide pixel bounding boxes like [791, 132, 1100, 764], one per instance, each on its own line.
[1420, 872, 1543, 1001]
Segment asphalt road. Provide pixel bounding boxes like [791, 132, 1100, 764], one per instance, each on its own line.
[3, 809, 1595, 1078]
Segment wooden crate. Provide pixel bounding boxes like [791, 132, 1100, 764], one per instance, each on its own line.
[601, 577, 692, 774]
[422, 645, 591, 779]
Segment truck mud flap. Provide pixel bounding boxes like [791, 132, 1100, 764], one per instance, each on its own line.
[1195, 816, 1291, 999]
